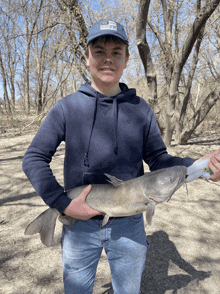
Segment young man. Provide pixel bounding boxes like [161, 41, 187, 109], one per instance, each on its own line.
[22, 20, 220, 294]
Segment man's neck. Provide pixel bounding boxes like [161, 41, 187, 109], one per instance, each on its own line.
[91, 81, 121, 97]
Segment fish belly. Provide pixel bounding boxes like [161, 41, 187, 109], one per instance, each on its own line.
[67, 184, 147, 217]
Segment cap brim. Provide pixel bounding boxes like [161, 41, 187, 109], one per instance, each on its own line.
[87, 32, 128, 46]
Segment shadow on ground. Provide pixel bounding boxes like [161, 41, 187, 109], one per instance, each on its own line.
[141, 230, 211, 294]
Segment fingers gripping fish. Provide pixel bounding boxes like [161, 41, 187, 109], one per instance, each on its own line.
[25, 166, 187, 246]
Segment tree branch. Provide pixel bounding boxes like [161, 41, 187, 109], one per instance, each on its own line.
[178, 85, 220, 144]
[170, 0, 220, 102]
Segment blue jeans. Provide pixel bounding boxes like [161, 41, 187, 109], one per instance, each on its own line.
[62, 213, 148, 294]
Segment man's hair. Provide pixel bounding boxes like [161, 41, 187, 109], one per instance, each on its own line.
[86, 35, 129, 57]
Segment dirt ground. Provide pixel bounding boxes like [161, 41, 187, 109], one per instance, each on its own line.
[0, 126, 220, 294]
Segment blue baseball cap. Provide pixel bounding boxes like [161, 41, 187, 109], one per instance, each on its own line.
[87, 20, 129, 46]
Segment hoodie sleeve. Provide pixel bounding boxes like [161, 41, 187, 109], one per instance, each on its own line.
[22, 101, 72, 214]
[143, 109, 194, 171]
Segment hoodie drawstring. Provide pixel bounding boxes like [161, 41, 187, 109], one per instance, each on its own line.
[84, 95, 98, 167]
[84, 95, 119, 167]
[113, 97, 118, 155]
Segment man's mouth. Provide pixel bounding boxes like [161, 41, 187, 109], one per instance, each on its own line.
[100, 68, 115, 71]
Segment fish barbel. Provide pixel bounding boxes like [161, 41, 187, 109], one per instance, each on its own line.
[25, 166, 187, 246]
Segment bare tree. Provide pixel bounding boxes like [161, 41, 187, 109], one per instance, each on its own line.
[0, 49, 12, 115]
[57, 0, 90, 82]
[136, 0, 220, 146]
[21, 0, 44, 114]
[1, 0, 45, 115]
[31, 2, 63, 114]
[0, 1, 19, 115]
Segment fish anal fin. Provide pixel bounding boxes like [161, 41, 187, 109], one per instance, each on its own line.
[146, 203, 155, 226]
[104, 173, 124, 187]
[102, 215, 110, 226]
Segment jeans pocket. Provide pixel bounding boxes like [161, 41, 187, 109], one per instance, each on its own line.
[129, 213, 142, 222]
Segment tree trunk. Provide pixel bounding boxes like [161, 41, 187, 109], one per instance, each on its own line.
[24, 45, 31, 115]
[0, 50, 12, 116]
[136, 0, 157, 106]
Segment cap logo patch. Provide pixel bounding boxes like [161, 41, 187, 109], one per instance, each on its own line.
[100, 20, 117, 31]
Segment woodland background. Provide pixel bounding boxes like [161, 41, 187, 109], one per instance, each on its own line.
[0, 0, 220, 145]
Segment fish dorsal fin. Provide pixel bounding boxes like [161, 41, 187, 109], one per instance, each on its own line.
[105, 173, 124, 187]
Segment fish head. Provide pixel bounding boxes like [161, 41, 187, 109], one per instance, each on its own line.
[143, 166, 187, 203]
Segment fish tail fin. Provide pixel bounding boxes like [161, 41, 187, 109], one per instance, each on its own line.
[146, 203, 155, 225]
[25, 208, 58, 247]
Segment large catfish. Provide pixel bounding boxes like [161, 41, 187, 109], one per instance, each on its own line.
[25, 166, 187, 246]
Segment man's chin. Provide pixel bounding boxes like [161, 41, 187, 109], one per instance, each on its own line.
[99, 77, 117, 84]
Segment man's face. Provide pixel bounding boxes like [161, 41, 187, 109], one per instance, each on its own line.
[85, 40, 129, 89]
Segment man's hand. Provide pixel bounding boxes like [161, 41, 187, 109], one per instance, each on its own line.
[196, 149, 220, 182]
[208, 150, 220, 182]
[63, 185, 102, 220]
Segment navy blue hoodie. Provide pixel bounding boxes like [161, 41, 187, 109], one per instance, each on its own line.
[22, 83, 194, 214]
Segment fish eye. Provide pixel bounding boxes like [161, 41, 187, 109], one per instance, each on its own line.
[166, 175, 174, 183]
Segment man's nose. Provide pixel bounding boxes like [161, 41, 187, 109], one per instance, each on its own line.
[103, 53, 113, 63]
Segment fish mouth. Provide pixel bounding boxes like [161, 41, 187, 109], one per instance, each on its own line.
[149, 197, 158, 203]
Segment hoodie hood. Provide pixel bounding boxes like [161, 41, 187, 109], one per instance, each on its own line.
[78, 82, 136, 167]
[78, 82, 136, 101]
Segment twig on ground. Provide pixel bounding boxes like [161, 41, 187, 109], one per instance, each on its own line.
[16, 111, 48, 135]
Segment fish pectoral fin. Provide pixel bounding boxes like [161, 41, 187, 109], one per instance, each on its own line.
[102, 214, 110, 226]
[146, 203, 156, 226]
[25, 208, 58, 247]
[104, 173, 124, 187]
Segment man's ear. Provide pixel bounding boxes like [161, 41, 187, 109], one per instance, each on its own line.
[85, 58, 90, 67]
[85, 49, 90, 67]
[124, 56, 129, 68]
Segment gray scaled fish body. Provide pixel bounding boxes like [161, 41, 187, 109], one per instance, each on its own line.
[25, 166, 187, 247]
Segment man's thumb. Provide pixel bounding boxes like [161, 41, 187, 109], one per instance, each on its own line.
[80, 185, 92, 200]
